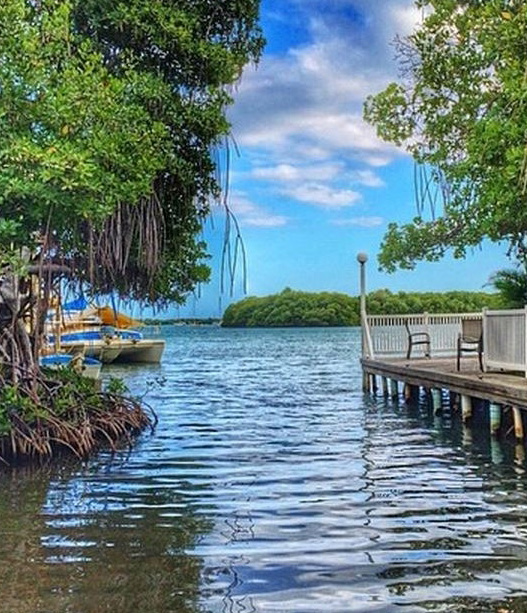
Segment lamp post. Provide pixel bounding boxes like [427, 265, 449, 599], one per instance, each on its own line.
[357, 253, 368, 384]
[356, 252, 368, 316]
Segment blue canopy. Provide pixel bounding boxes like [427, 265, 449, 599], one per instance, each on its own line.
[62, 297, 89, 311]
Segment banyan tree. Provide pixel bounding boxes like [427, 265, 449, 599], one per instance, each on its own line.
[0, 0, 264, 463]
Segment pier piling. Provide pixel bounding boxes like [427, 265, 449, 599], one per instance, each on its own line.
[489, 402, 501, 436]
[461, 395, 472, 423]
[389, 379, 398, 399]
[512, 406, 524, 440]
[430, 388, 442, 415]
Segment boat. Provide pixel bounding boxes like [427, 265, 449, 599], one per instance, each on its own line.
[50, 329, 124, 363]
[109, 329, 166, 363]
[39, 353, 102, 379]
[45, 300, 165, 364]
[54, 328, 165, 364]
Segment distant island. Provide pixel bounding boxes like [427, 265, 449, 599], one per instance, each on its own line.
[221, 287, 502, 328]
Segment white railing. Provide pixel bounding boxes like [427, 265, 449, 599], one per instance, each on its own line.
[364, 312, 482, 359]
[363, 308, 527, 377]
[483, 308, 527, 375]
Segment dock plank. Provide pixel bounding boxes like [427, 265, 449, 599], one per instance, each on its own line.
[362, 356, 527, 407]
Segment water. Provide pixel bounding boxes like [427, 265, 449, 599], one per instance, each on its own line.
[2, 326, 527, 612]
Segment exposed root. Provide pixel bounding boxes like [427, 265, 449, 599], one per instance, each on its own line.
[0, 368, 156, 467]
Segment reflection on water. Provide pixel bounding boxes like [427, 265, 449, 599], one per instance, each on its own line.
[2, 326, 527, 612]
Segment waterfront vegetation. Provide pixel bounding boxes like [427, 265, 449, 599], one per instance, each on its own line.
[0, 369, 155, 465]
[364, 1, 527, 273]
[0, 0, 263, 465]
[221, 288, 502, 327]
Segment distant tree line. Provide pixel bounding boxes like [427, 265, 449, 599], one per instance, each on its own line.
[221, 288, 502, 328]
[365, 289, 502, 317]
[142, 318, 220, 326]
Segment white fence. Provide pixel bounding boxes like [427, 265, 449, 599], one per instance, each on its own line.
[483, 308, 527, 375]
[365, 308, 527, 377]
[365, 312, 480, 359]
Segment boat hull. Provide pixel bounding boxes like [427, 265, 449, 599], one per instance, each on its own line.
[112, 339, 165, 363]
[47, 319, 165, 364]
[39, 354, 102, 379]
[59, 340, 123, 363]
[59, 338, 165, 364]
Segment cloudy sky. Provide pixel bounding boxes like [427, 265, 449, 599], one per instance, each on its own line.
[176, 0, 509, 318]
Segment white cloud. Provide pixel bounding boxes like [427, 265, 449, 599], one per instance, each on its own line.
[246, 164, 384, 210]
[229, 192, 288, 228]
[283, 183, 361, 208]
[351, 170, 385, 188]
[226, 0, 416, 224]
[332, 216, 384, 228]
[230, 57, 398, 162]
[229, 1, 416, 161]
[389, 4, 424, 38]
[252, 162, 342, 182]
[250, 162, 383, 188]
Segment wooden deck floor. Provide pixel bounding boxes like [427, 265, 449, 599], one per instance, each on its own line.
[362, 355, 527, 408]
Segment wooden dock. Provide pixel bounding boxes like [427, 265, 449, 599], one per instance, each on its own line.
[354, 295, 527, 441]
[362, 356, 527, 406]
[361, 355, 527, 439]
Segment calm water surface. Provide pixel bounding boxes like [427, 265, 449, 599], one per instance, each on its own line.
[2, 326, 527, 612]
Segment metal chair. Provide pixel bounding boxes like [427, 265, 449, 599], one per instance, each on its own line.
[456, 318, 483, 371]
[405, 321, 431, 359]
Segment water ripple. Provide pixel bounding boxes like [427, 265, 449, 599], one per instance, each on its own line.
[1, 327, 527, 612]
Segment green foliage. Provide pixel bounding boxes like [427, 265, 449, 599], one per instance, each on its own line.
[69, 0, 264, 304]
[221, 288, 501, 327]
[0, 0, 169, 237]
[365, 289, 501, 316]
[0, 0, 265, 304]
[487, 268, 527, 308]
[222, 290, 360, 327]
[364, 0, 527, 271]
[0, 0, 265, 462]
[106, 376, 129, 396]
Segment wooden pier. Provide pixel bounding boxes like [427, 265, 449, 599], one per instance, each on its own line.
[357, 304, 527, 441]
[362, 355, 527, 407]
[355, 253, 527, 442]
[357, 253, 527, 440]
[361, 354, 527, 440]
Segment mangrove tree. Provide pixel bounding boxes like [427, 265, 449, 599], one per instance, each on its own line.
[364, 0, 527, 272]
[0, 0, 264, 463]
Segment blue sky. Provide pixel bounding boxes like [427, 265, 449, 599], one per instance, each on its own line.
[171, 0, 510, 319]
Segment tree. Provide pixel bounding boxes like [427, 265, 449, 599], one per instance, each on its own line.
[221, 290, 361, 327]
[364, 0, 527, 272]
[70, 0, 265, 304]
[0, 0, 264, 332]
[487, 268, 527, 308]
[0, 0, 264, 462]
[1, 0, 264, 304]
